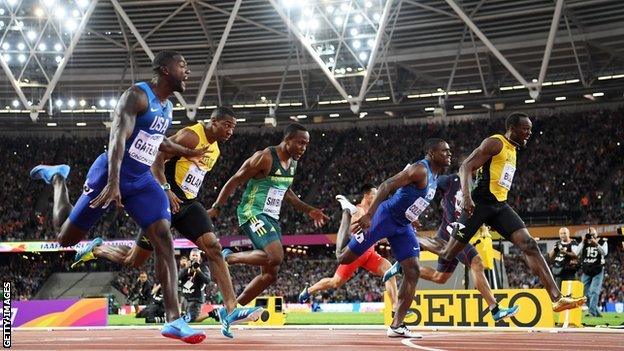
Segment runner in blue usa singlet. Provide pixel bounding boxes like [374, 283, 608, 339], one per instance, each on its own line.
[347, 159, 438, 262]
[69, 81, 173, 230]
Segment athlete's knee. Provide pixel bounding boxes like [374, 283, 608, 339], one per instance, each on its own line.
[471, 256, 485, 273]
[266, 254, 283, 267]
[198, 234, 222, 260]
[432, 273, 450, 284]
[338, 250, 357, 265]
[518, 235, 539, 254]
[402, 261, 420, 281]
[330, 278, 346, 289]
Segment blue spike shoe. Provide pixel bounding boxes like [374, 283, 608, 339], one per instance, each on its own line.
[71, 237, 103, 269]
[382, 261, 402, 283]
[298, 286, 310, 303]
[29, 164, 70, 184]
[161, 317, 206, 344]
[492, 305, 520, 322]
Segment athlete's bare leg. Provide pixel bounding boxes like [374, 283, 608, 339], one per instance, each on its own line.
[234, 241, 283, 305]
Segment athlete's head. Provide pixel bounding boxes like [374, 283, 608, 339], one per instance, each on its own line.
[152, 50, 190, 93]
[558, 227, 570, 242]
[360, 183, 377, 206]
[283, 122, 310, 160]
[506, 112, 532, 148]
[424, 138, 451, 168]
[209, 106, 237, 142]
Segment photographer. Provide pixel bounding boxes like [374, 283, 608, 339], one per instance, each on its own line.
[179, 249, 211, 322]
[128, 271, 153, 314]
[574, 227, 608, 317]
[548, 227, 579, 288]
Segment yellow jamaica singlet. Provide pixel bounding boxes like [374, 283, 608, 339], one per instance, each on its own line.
[165, 122, 220, 200]
[472, 134, 517, 203]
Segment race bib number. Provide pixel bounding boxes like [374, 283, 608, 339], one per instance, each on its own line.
[405, 197, 429, 222]
[263, 187, 286, 218]
[180, 164, 207, 197]
[353, 230, 365, 243]
[498, 163, 516, 190]
[128, 130, 164, 166]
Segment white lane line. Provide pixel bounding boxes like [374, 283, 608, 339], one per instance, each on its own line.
[401, 338, 449, 351]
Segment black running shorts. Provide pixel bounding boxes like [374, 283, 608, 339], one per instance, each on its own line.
[135, 200, 215, 251]
[453, 202, 526, 244]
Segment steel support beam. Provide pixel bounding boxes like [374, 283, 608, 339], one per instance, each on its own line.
[356, 0, 394, 113]
[536, 0, 565, 98]
[470, 31, 488, 96]
[275, 46, 295, 110]
[562, 14, 586, 87]
[110, 0, 187, 108]
[32, 0, 99, 121]
[130, 1, 191, 51]
[191, 0, 242, 120]
[295, 46, 309, 109]
[197, 0, 288, 38]
[443, 0, 532, 95]
[268, 0, 351, 106]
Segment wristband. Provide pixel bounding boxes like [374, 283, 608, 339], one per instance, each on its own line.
[161, 183, 171, 191]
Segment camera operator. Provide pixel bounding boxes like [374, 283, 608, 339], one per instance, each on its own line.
[548, 227, 579, 288]
[574, 227, 608, 317]
[178, 255, 189, 311]
[179, 249, 212, 322]
[128, 271, 153, 315]
[138, 283, 166, 323]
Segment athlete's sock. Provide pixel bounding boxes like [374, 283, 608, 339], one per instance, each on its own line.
[489, 303, 499, 315]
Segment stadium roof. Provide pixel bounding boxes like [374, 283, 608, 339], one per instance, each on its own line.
[1, 0, 623, 128]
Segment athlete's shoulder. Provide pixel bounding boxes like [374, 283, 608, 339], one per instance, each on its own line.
[479, 135, 504, 155]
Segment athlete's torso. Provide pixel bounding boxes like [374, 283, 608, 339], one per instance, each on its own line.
[97, 82, 173, 179]
[237, 147, 297, 224]
[472, 134, 517, 204]
[438, 174, 463, 225]
[165, 123, 220, 200]
[385, 159, 438, 226]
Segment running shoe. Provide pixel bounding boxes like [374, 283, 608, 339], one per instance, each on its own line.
[161, 317, 206, 344]
[71, 237, 103, 269]
[30, 164, 70, 184]
[386, 324, 423, 338]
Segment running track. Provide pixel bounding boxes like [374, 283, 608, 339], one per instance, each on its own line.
[10, 327, 624, 351]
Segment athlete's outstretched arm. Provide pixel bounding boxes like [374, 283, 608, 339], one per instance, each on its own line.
[458, 138, 502, 217]
[90, 87, 146, 209]
[158, 133, 207, 160]
[352, 164, 427, 233]
[207, 150, 271, 217]
[151, 129, 200, 213]
[284, 189, 329, 228]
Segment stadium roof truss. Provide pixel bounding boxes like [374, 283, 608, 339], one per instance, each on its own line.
[0, 0, 623, 123]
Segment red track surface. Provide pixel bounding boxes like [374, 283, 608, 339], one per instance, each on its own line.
[10, 328, 624, 351]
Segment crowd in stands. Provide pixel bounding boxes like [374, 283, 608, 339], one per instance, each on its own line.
[1, 108, 621, 243]
[1, 107, 623, 308]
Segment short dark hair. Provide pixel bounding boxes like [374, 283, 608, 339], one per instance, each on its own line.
[211, 106, 236, 120]
[284, 122, 308, 139]
[139, 270, 147, 275]
[506, 112, 530, 130]
[152, 50, 181, 74]
[423, 138, 446, 154]
[179, 255, 188, 261]
[360, 183, 376, 195]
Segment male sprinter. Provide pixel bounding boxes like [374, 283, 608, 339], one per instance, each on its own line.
[345, 138, 451, 338]
[298, 184, 398, 313]
[208, 123, 329, 306]
[439, 112, 586, 312]
[383, 173, 519, 322]
[73, 107, 262, 338]
[30, 51, 206, 343]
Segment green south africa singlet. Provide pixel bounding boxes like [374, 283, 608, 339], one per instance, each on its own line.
[237, 146, 297, 225]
